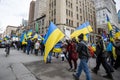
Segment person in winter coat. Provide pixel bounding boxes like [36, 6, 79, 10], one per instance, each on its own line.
[34, 40, 40, 56]
[106, 39, 115, 66]
[112, 38, 120, 69]
[67, 39, 78, 72]
[26, 38, 31, 55]
[73, 33, 91, 80]
[92, 35, 113, 79]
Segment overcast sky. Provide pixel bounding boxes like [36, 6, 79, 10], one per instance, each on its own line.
[0, 0, 120, 33]
[0, 0, 32, 33]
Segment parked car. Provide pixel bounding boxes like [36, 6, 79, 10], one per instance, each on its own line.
[0, 41, 6, 48]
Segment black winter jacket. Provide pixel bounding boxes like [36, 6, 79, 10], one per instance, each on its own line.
[77, 41, 90, 59]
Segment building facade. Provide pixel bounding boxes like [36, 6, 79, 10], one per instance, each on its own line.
[93, 0, 119, 34]
[4, 26, 18, 37]
[118, 10, 120, 24]
[118, 10, 120, 28]
[28, 0, 35, 30]
[28, 0, 35, 24]
[49, 0, 96, 32]
[34, 0, 48, 34]
[34, 0, 96, 42]
[22, 19, 28, 27]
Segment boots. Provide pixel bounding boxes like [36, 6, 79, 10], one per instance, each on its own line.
[91, 68, 97, 74]
[103, 74, 113, 80]
[73, 74, 79, 80]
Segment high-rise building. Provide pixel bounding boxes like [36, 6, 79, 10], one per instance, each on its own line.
[93, 0, 119, 34]
[34, 0, 96, 41]
[118, 10, 120, 24]
[28, 0, 35, 30]
[34, 0, 48, 34]
[118, 10, 120, 29]
[22, 19, 28, 27]
[28, 0, 35, 24]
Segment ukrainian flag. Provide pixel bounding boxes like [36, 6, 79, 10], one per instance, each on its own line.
[33, 34, 38, 39]
[27, 29, 32, 37]
[114, 27, 120, 39]
[106, 15, 113, 41]
[22, 33, 27, 45]
[53, 41, 62, 53]
[20, 33, 24, 42]
[43, 22, 65, 62]
[32, 34, 44, 40]
[107, 15, 113, 31]
[20, 32, 27, 45]
[84, 34, 89, 41]
[71, 22, 93, 38]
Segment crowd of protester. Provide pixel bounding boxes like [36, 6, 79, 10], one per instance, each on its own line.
[3, 33, 120, 80]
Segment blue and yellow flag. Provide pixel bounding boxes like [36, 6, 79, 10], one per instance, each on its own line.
[106, 15, 113, 41]
[43, 22, 65, 62]
[53, 41, 62, 53]
[71, 22, 93, 38]
[114, 27, 120, 39]
[107, 15, 113, 31]
[84, 34, 89, 41]
[27, 29, 32, 37]
[32, 33, 44, 40]
[20, 32, 27, 44]
[20, 33, 24, 42]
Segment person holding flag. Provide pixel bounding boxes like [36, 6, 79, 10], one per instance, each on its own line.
[42, 22, 64, 63]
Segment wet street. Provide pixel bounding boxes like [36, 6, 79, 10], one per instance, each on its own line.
[0, 48, 120, 80]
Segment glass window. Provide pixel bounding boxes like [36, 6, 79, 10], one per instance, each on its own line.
[77, 14, 79, 20]
[66, 9, 68, 15]
[54, 9, 56, 15]
[54, 18, 56, 24]
[71, 3, 72, 8]
[76, 6, 78, 12]
[77, 22, 79, 27]
[69, 20, 71, 26]
[42, 19, 44, 25]
[66, 19, 68, 25]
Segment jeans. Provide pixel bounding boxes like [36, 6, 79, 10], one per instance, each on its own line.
[47, 52, 52, 63]
[76, 58, 91, 80]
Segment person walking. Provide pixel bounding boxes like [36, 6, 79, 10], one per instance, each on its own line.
[26, 38, 31, 55]
[62, 41, 68, 61]
[73, 33, 91, 80]
[40, 41, 45, 56]
[92, 35, 113, 79]
[31, 40, 34, 54]
[66, 39, 78, 72]
[5, 39, 11, 57]
[112, 38, 120, 69]
[34, 40, 40, 56]
[106, 39, 115, 67]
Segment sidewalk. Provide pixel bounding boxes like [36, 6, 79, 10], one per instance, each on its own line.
[0, 48, 43, 80]
[24, 58, 120, 80]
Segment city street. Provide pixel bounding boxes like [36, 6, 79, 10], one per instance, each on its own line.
[1, 0, 120, 80]
[0, 48, 43, 80]
[0, 48, 120, 80]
